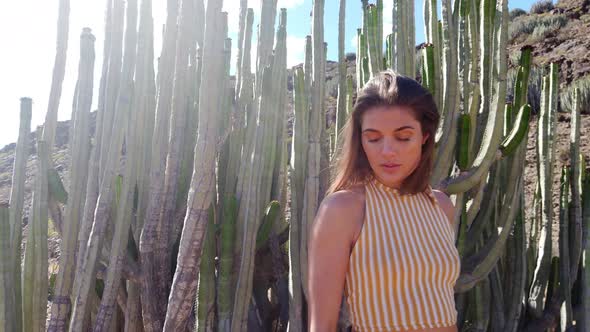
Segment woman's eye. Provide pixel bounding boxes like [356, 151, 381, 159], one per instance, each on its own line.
[397, 137, 411, 141]
[368, 137, 381, 143]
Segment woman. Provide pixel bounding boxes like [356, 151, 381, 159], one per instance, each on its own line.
[308, 70, 460, 332]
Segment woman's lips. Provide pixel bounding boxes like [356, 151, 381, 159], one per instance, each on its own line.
[381, 163, 400, 172]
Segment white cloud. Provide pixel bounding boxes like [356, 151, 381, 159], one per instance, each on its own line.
[278, 0, 305, 8]
[0, 0, 301, 146]
[224, 0, 304, 33]
[286, 35, 306, 67]
[383, 1, 393, 37]
[0, 0, 168, 147]
[383, 22, 392, 38]
[351, 35, 357, 49]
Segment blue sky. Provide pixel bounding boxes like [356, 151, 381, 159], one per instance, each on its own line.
[0, 0, 541, 147]
[225, 0, 539, 67]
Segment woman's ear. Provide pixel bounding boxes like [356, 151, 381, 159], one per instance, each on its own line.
[422, 132, 430, 145]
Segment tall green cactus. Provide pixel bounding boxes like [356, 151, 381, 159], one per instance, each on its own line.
[195, 204, 216, 332]
[42, 0, 70, 152]
[69, 0, 134, 328]
[22, 134, 50, 332]
[217, 195, 237, 332]
[163, 3, 227, 331]
[288, 66, 308, 332]
[300, 0, 325, 302]
[558, 166, 573, 329]
[4, 97, 32, 332]
[582, 160, 590, 331]
[139, 0, 180, 327]
[232, 6, 289, 329]
[0, 204, 13, 332]
[528, 65, 558, 318]
[335, 0, 346, 146]
[48, 27, 96, 331]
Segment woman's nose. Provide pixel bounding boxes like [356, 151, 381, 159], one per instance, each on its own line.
[381, 137, 398, 156]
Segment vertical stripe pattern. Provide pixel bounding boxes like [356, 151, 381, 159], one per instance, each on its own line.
[345, 177, 460, 331]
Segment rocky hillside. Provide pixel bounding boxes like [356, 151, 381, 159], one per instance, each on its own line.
[508, 0, 590, 85]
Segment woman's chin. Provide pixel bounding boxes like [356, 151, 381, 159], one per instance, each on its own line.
[374, 172, 404, 188]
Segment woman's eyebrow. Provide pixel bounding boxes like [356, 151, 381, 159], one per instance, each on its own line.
[362, 125, 415, 133]
[394, 125, 415, 131]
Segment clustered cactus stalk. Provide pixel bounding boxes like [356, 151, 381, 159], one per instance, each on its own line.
[1, 0, 589, 331]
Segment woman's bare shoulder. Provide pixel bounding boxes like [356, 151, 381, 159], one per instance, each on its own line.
[312, 184, 366, 245]
[431, 189, 455, 226]
[320, 184, 365, 215]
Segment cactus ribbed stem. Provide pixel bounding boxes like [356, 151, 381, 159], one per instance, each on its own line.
[504, 193, 526, 332]
[582, 167, 590, 330]
[217, 195, 237, 332]
[139, 0, 180, 328]
[42, 0, 70, 152]
[233, 65, 271, 332]
[47, 28, 96, 332]
[335, 0, 346, 145]
[232, 5, 287, 331]
[499, 104, 531, 157]
[431, 0, 459, 183]
[356, 28, 363, 88]
[163, 4, 226, 331]
[455, 161, 522, 292]
[132, 0, 156, 244]
[528, 73, 554, 317]
[5, 97, 32, 332]
[438, 0, 508, 194]
[424, 0, 442, 107]
[69, 0, 135, 328]
[234, 0, 248, 98]
[421, 44, 435, 95]
[156, 0, 199, 299]
[97, 0, 124, 183]
[288, 66, 308, 332]
[195, 205, 216, 332]
[234, 14, 255, 312]
[92, 0, 140, 328]
[23, 136, 50, 332]
[466, 0, 479, 165]
[558, 166, 573, 330]
[0, 205, 13, 332]
[366, 3, 381, 76]
[255, 0, 278, 96]
[569, 86, 583, 292]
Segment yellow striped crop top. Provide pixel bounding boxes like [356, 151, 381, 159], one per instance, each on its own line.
[344, 176, 461, 331]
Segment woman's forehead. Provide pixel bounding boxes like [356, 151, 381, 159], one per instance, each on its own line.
[361, 105, 420, 130]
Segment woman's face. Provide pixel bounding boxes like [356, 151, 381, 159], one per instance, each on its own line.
[360, 105, 429, 189]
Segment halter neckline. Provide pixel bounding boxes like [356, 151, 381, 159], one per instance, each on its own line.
[365, 173, 438, 204]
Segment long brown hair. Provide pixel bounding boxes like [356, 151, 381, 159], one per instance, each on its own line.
[328, 70, 440, 195]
